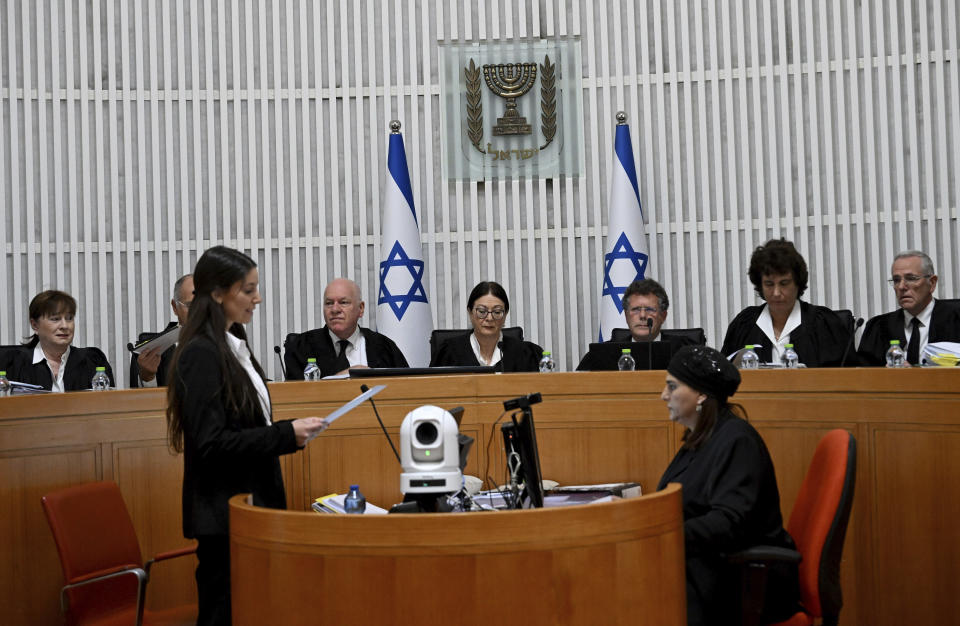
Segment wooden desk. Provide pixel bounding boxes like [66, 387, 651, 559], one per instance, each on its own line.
[2, 368, 959, 624]
[228, 485, 686, 625]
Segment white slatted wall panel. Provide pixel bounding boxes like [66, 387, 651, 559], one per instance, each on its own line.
[1, 0, 958, 386]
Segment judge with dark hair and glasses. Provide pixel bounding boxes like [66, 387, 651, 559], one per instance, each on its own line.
[429, 280, 542, 372]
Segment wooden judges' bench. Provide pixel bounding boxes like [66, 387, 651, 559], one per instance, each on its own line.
[2, 368, 959, 625]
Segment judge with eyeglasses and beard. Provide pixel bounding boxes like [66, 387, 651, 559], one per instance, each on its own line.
[429, 281, 542, 372]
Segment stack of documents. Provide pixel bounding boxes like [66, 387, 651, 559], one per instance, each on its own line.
[920, 342, 960, 367]
[311, 493, 388, 515]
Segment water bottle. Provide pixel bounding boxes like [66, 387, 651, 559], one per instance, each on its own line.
[740, 345, 760, 370]
[617, 348, 636, 371]
[0, 371, 10, 397]
[885, 340, 906, 368]
[91, 367, 110, 391]
[781, 344, 799, 369]
[538, 351, 556, 373]
[343, 484, 366, 514]
[303, 357, 321, 381]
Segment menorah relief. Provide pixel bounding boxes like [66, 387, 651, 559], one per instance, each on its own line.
[482, 62, 538, 136]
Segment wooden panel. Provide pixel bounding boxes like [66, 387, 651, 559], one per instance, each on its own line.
[0, 447, 99, 625]
[873, 427, 960, 624]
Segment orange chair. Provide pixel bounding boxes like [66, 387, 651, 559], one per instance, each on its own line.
[732, 429, 857, 626]
[41, 481, 197, 626]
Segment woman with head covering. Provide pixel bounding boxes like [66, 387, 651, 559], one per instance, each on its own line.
[429, 280, 542, 372]
[3, 290, 113, 391]
[657, 345, 800, 625]
[720, 238, 851, 366]
[165, 246, 328, 625]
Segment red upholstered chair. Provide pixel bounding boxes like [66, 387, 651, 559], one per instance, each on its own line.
[41, 481, 197, 626]
[732, 429, 857, 626]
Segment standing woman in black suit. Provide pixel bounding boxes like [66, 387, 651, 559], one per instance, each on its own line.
[5, 290, 113, 391]
[166, 246, 327, 625]
[429, 280, 542, 372]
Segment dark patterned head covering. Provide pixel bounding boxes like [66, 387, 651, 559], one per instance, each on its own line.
[667, 345, 741, 402]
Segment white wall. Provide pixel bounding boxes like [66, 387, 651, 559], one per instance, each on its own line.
[2, 0, 958, 384]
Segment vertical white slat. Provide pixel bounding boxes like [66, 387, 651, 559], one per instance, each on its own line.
[666, 0, 690, 327]
[285, 0, 303, 335]
[0, 4, 8, 343]
[453, 3, 471, 321]
[761, 0, 780, 240]
[164, 0, 178, 291]
[90, 0, 110, 369]
[858, 0, 883, 316]
[720, 1, 742, 318]
[843, 0, 869, 315]
[120, 0, 138, 350]
[734, 0, 756, 312]
[21, 2, 37, 301]
[146, 0, 164, 333]
[517, 1, 539, 343]
[692, 0, 715, 339]
[188, 0, 203, 261]
[916, 3, 939, 267]
[678, 0, 702, 331]
[5, 0, 24, 338]
[801, 0, 825, 304]
[351, 0, 368, 318]
[888, 1, 909, 250]
[707, 0, 729, 344]
[747, 0, 767, 251]
[902, 0, 924, 254]
[325, 0, 341, 278]
[105, 0, 125, 382]
[311, 0, 328, 297]
[242, 0, 257, 259]
[202, 1, 217, 251]
[256, 0, 274, 354]
[651, 0, 676, 326]
[873, 0, 895, 291]
[438, 2, 457, 328]
[35, 0, 51, 289]
[335, 0, 355, 280]
[268, 0, 287, 357]
[829, 0, 853, 309]
[300, 0, 317, 331]
[175, 0, 191, 272]
[77, 0, 97, 346]
[48, 0, 66, 290]
[936, 0, 958, 292]
[217, 0, 231, 252]
[815, 0, 839, 306]
[580, 0, 601, 343]
[776, 2, 795, 246]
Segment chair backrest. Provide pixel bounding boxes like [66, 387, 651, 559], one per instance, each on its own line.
[786, 430, 857, 622]
[833, 309, 855, 333]
[609, 327, 706, 345]
[41, 481, 144, 623]
[429, 327, 523, 361]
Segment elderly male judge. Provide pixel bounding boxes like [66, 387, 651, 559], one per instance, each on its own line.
[131, 274, 194, 387]
[284, 278, 408, 379]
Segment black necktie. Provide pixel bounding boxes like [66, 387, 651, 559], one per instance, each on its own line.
[906, 317, 921, 365]
[334, 339, 351, 372]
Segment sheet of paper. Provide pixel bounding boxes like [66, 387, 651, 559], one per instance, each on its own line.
[323, 384, 386, 424]
[131, 326, 180, 354]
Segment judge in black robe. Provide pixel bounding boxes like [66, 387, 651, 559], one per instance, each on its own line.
[129, 321, 179, 387]
[430, 331, 542, 372]
[284, 326, 409, 379]
[857, 300, 960, 366]
[657, 346, 799, 625]
[5, 344, 114, 391]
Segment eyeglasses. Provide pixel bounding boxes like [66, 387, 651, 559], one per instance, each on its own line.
[627, 306, 660, 316]
[175, 300, 192, 310]
[888, 274, 931, 286]
[472, 306, 505, 320]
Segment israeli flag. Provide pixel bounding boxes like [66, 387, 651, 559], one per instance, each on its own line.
[598, 113, 649, 342]
[377, 121, 433, 367]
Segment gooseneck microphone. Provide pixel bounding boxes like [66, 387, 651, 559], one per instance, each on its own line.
[360, 384, 402, 464]
[840, 317, 865, 367]
[497, 340, 505, 373]
[273, 345, 287, 381]
[646, 318, 654, 371]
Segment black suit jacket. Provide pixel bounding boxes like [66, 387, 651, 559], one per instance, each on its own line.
[129, 321, 178, 388]
[3, 344, 114, 391]
[856, 299, 960, 366]
[284, 326, 409, 380]
[429, 332, 543, 373]
[173, 336, 299, 538]
[657, 411, 799, 624]
[720, 300, 852, 367]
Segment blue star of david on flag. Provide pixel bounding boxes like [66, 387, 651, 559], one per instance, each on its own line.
[378, 240, 428, 319]
[602, 231, 648, 314]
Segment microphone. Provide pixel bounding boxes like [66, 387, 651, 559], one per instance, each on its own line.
[497, 340, 505, 373]
[273, 345, 287, 381]
[360, 384, 402, 464]
[840, 317, 865, 367]
[646, 319, 654, 371]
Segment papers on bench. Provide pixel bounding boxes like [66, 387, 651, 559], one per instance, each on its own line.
[921, 342, 960, 367]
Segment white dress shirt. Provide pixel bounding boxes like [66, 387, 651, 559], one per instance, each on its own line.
[327, 327, 368, 368]
[470, 332, 503, 367]
[225, 332, 272, 424]
[33, 344, 70, 393]
[904, 298, 935, 353]
[756, 300, 803, 364]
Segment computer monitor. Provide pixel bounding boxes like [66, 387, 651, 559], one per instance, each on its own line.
[500, 411, 544, 509]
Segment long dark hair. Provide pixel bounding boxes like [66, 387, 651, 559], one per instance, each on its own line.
[165, 246, 267, 453]
[682, 398, 748, 450]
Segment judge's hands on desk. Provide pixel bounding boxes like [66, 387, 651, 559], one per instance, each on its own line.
[292, 417, 329, 446]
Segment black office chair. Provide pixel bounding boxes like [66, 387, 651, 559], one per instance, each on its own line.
[0, 344, 21, 374]
[429, 327, 523, 361]
[832, 309, 855, 334]
[609, 327, 706, 346]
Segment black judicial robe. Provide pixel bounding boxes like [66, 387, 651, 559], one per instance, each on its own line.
[173, 336, 298, 537]
[856, 299, 960, 366]
[284, 326, 409, 380]
[720, 300, 851, 367]
[129, 321, 178, 387]
[429, 332, 542, 373]
[657, 411, 800, 625]
[4, 344, 114, 391]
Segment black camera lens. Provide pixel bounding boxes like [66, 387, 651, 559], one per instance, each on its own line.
[415, 421, 438, 445]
